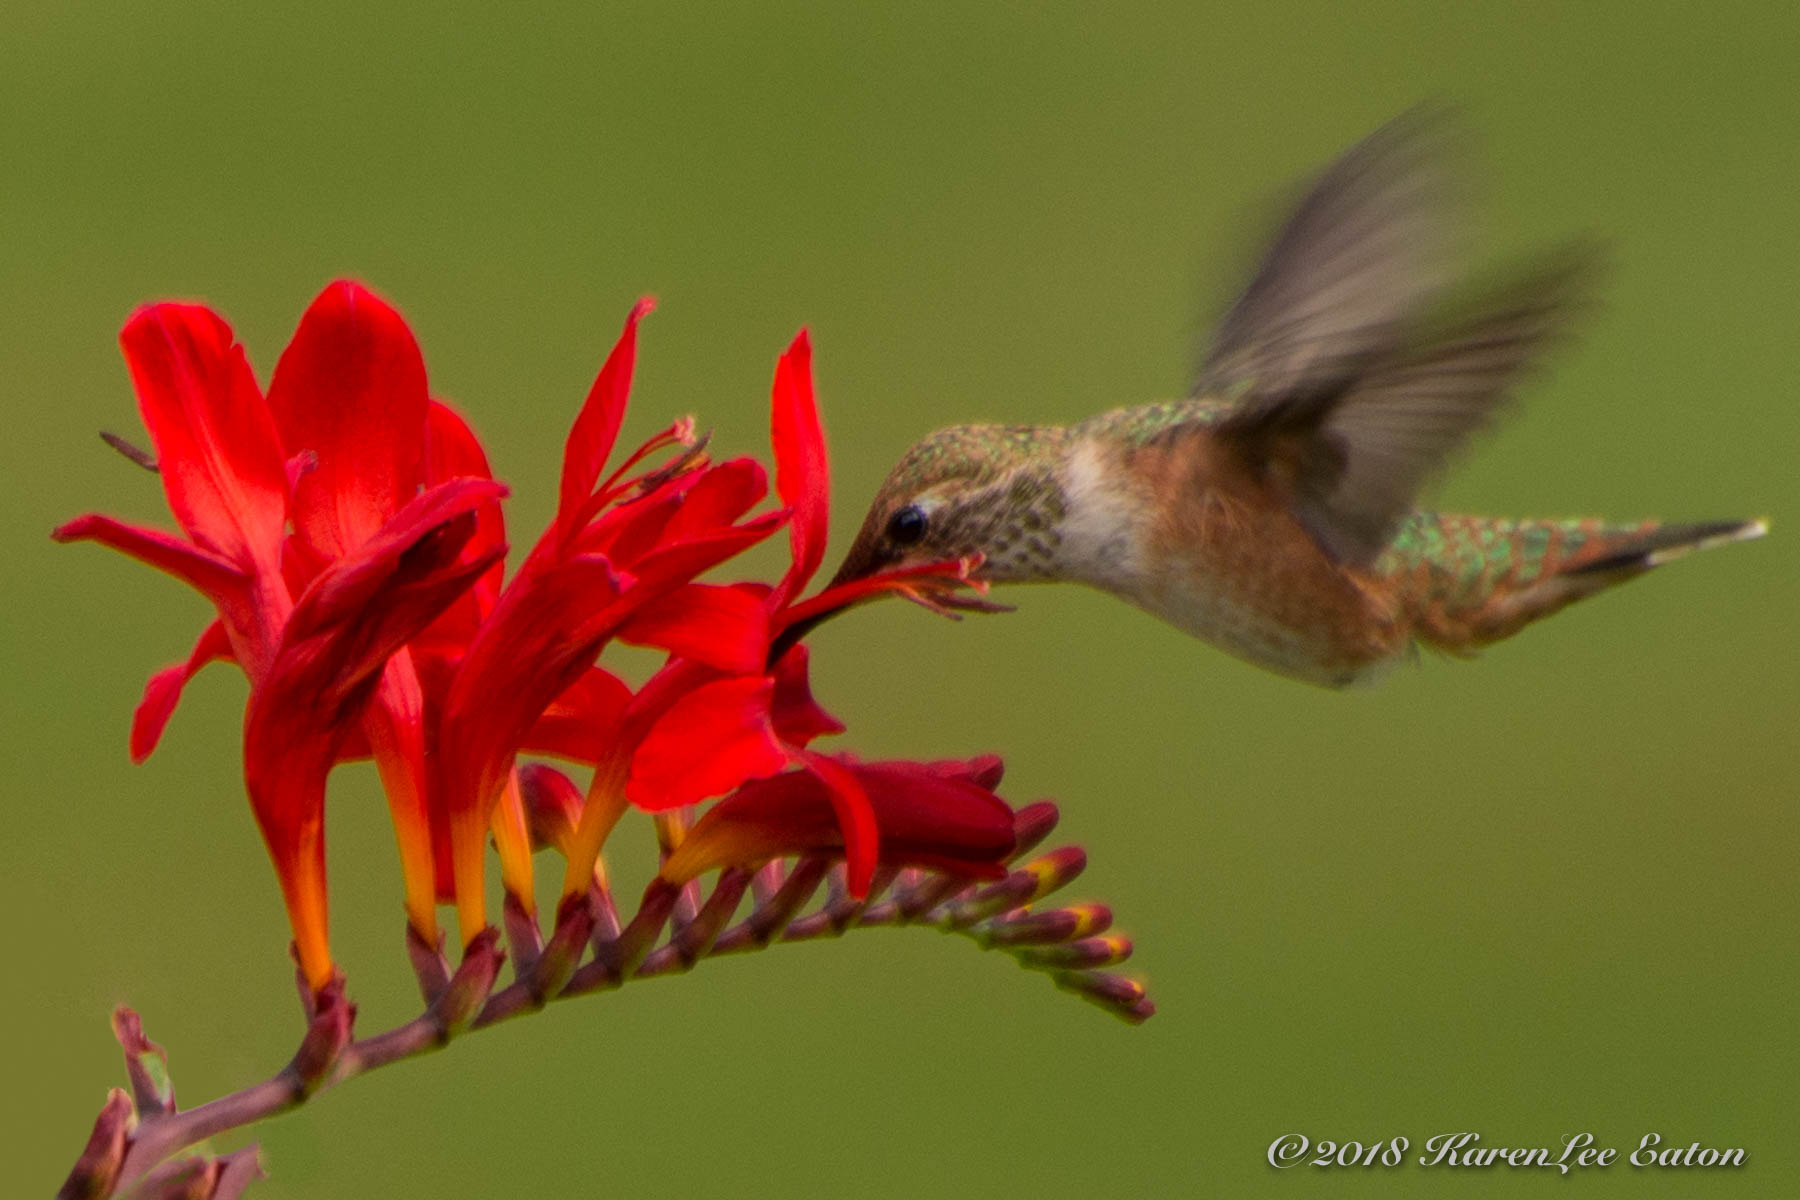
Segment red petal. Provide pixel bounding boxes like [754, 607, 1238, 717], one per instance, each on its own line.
[617, 583, 771, 675]
[130, 620, 234, 763]
[523, 666, 633, 763]
[53, 513, 246, 600]
[424, 400, 495, 485]
[424, 403, 505, 560]
[267, 282, 429, 558]
[618, 510, 786, 595]
[363, 653, 439, 933]
[53, 514, 268, 658]
[441, 553, 631, 785]
[768, 644, 845, 747]
[614, 656, 715, 743]
[659, 458, 770, 543]
[581, 485, 683, 565]
[421, 400, 507, 640]
[241, 662, 339, 986]
[435, 550, 633, 928]
[557, 299, 653, 546]
[661, 757, 1015, 886]
[853, 760, 1015, 862]
[800, 751, 879, 896]
[120, 303, 288, 576]
[561, 512, 784, 653]
[658, 770, 836, 881]
[280, 477, 508, 711]
[921, 753, 1006, 790]
[625, 675, 788, 811]
[770, 330, 828, 603]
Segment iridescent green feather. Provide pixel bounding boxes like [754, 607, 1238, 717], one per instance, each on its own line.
[1377, 513, 1609, 600]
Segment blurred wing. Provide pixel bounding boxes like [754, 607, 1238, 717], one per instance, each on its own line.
[1218, 250, 1598, 564]
[1193, 106, 1464, 403]
[1189, 108, 1595, 564]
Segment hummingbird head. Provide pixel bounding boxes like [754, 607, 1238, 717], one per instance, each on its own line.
[827, 423, 1073, 589]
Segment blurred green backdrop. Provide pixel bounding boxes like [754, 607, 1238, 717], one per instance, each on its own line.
[4, 2, 1794, 1196]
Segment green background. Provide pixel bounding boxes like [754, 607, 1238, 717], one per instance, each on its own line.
[4, 3, 1794, 1196]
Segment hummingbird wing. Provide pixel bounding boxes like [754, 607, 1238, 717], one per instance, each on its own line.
[1194, 106, 1464, 404]
[1223, 257, 1596, 565]
[1194, 110, 1596, 565]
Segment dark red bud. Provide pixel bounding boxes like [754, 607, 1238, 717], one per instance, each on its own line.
[531, 893, 597, 1001]
[433, 929, 504, 1035]
[1053, 970, 1154, 1024]
[55, 1087, 133, 1200]
[210, 1147, 266, 1200]
[124, 1155, 214, 1200]
[1008, 801, 1061, 860]
[288, 976, 355, 1095]
[405, 923, 451, 1006]
[1014, 935, 1134, 971]
[600, 878, 680, 979]
[640, 867, 752, 976]
[502, 893, 545, 979]
[985, 904, 1113, 947]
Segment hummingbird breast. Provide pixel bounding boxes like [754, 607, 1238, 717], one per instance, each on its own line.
[1063, 429, 1411, 687]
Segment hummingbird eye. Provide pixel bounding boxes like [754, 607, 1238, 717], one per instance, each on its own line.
[887, 504, 928, 546]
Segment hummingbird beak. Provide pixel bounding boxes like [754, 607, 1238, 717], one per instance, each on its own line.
[763, 544, 879, 669]
[764, 524, 1011, 671]
[821, 533, 887, 591]
[765, 609, 832, 668]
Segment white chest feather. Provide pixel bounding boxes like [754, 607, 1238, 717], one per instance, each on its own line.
[1053, 440, 1147, 588]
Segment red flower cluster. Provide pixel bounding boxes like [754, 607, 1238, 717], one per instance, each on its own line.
[58, 283, 1013, 991]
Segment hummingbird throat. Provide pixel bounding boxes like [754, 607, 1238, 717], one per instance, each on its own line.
[933, 445, 1075, 583]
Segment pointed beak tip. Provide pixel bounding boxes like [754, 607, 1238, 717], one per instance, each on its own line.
[821, 547, 871, 592]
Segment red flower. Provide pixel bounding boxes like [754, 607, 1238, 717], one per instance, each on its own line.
[660, 755, 1017, 884]
[555, 331, 999, 901]
[61, 305, 292, 670]
[61, 283, 1017, 985]
[242, 479, 503, 986]
[764, 331, 1004, 648]
[432, 301, 785, 948]
[263, 282, 509, 948]
[56, 297, 504, 988]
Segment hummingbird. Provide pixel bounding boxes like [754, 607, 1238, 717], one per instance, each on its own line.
[821, 112, 1766, 687]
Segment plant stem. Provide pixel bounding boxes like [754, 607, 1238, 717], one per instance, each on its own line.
[96, 827, 1149, 1194]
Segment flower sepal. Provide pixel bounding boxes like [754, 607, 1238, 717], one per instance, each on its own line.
[502, 893, 545, 980]
[528, 893, 597, 1003]
[430, 929, 504, 1037]
[111, 1007, 175, 1118]
[121, 1148, 263, 1200]
[405, 924, 452, 1006]
[287, 975, 355, 1097]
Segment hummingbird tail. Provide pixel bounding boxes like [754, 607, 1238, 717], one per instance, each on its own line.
[1389, 514, 1767, 654]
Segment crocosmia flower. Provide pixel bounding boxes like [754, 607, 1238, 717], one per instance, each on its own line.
[548, 329, 1002, 904]
[59, 282, 1018, 985]
[57, 295, 505, 989]
[429, 301, 790, 948]
[50, 282, 1154, 1200]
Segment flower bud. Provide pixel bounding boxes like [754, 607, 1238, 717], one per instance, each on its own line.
[112, 1006, 175, 1117]
[55, 1087, 133, 1200]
